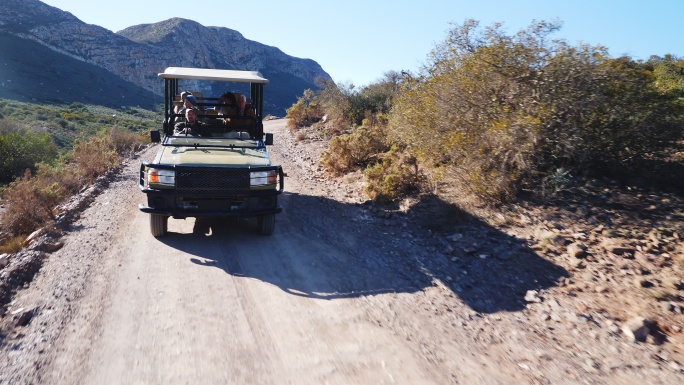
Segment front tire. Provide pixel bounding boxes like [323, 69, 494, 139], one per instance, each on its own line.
[257, 214, 275, 236]
[150, 214, 168, 237]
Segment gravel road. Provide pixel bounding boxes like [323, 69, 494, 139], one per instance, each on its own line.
[0, 119, 682, 384]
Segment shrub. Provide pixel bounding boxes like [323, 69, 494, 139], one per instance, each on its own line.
[364, 148, 423, 202]
[1, 169, 66, 236]
[0, 127, 138, 241]
[70, 134, 119, 183]
[286, 89, 324, 130]
[294, 131, 307, 142]
[0, 119, 59, 183]
[288, 75, 402, 136]
[321, 124, 389, 176]
[33, 161, 84, 196]
[0, 235, 26, 254]
[388, 19, 684, 203]
[108, 126, 147, 156]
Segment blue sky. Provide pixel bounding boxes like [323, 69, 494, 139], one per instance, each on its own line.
[40, 0, 683, 87]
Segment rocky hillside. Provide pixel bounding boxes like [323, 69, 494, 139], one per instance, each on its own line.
[0, 0, 331, 115]
[117, 18, 329, 114]
[0, 31, 159, 109]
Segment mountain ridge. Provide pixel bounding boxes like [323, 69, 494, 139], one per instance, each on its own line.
[0, 0, 331, 114]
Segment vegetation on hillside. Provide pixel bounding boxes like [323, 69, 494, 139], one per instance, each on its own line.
[0, 126, 146, 253]
[0, 99, 157, 146]
[0, 100, 155, 252]
[0, 100, 156, 183]
[286, 20, 684, 204]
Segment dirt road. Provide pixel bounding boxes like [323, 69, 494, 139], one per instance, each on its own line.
[1, 119, 682, 384]
[0, 120, 489, 384]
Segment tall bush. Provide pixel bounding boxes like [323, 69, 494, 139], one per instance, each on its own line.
[388, 20, 684, 202]
[0, 119, 58, 183]
[285, 89, 324, 131]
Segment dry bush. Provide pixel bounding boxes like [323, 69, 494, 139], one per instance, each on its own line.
[0, 128, 130, 240]
[321, 124, 388, 176]
[34, 161, 84, 196]
[108, 126, 146, 156]
[1, 169, 66, 236]
[0, 149, 97, 240]
[70, 134, 119, 183]
[387, 20, 683, 204]
[286, 89, 324, 131]
[294, 131, 307, 142]
[363, 149, 423, 202]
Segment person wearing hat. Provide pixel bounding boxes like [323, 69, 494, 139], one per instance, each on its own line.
[174, 92, 198, 123]
[185, 94, 197, 106]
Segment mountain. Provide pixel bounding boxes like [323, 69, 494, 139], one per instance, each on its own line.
[116, 18, 330, 114]
[0, 31, 160, 108]
[0, 0, 332, 115]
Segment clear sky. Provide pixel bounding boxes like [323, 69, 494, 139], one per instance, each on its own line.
[39, 0, 683, 87]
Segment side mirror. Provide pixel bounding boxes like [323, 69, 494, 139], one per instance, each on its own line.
[265, 133, 273, 145]
[150, 130, 161, 143]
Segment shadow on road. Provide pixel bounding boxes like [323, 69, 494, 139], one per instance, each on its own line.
[157, 192, 568, 313]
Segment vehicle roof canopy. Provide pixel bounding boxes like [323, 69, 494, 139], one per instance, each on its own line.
[158, 67, 269, 84]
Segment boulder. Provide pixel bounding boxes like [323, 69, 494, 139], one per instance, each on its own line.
[567, 242, 587, 259]
[621, 317, 656, 343]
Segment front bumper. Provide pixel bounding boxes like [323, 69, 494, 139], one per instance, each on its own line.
[139, 163, 284, 219]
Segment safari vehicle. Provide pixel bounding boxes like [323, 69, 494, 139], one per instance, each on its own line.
[139, 67, 284, 237]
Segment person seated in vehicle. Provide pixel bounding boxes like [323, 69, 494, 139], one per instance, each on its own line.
[217, 92, 239, 119]
[236, 93, 256, 117]
[173, 108, 207, 136]
[174, 92, 199, 123]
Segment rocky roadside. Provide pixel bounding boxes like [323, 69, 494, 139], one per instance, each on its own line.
[0, 165, 125, 320]
[280, 120, 684, 380]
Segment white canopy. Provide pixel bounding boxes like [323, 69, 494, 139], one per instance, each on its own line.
[158, 67, 269, 84]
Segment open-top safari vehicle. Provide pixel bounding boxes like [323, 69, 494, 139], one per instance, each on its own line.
[138, 67, 284, 237]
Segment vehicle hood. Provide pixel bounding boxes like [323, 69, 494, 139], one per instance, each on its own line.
[154, 145, 271, 167]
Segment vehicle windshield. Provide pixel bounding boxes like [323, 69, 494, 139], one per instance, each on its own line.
[165, 136, 261, 147]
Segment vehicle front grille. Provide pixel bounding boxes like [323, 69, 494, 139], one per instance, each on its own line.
[176, 168, 250, 196]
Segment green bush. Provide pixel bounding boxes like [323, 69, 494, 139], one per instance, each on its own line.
[0, 119, 58, 183]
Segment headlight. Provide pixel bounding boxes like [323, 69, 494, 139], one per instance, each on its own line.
[148, 168, 175, 186]
[250, 170, 277, 186]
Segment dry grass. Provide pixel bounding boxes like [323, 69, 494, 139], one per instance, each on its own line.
[0, 235, 26, 254]
[294, 131, 307, 142]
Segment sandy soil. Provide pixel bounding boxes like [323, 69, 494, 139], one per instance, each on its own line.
[0, 119, 682, 384]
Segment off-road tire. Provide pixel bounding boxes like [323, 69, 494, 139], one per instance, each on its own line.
[150, 214, 168, 237]
[258, 214, 275, 236]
